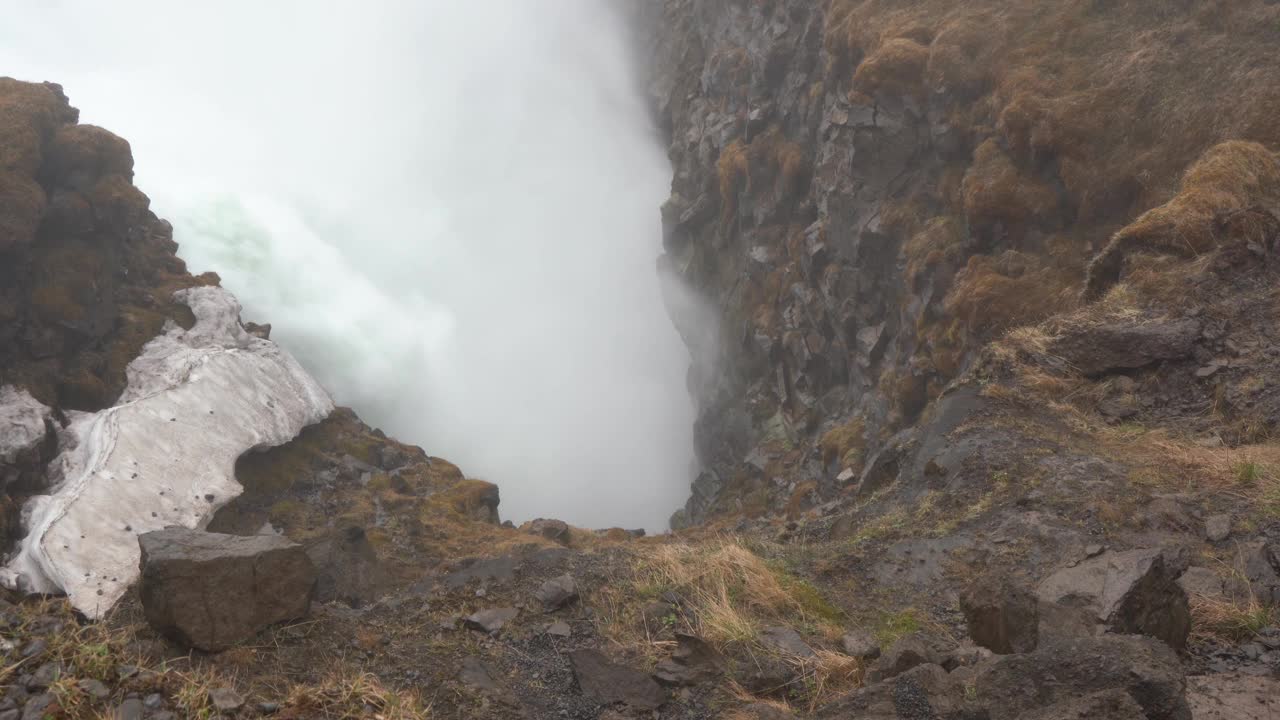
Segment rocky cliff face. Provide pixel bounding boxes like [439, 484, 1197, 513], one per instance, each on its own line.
[646, 0, 1280, 527]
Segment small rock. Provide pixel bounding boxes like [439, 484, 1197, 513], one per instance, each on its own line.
[1085, 544, 1106, 558]
[465, 607, 519, 635]
[840, 630, 880, 660]
[208, 687, 245, 712]
[534, 574, 578, 611]
[457, 656, 500, 693]
[653, 633, 724, 686]
[20, 639, 46, 659]
[546, 620, 572, 637]
[112, 697, 143, 720]
[1205, 514, 1232, 542]
[78, 678, 111, 701]
[758, 626, 815, 657]
[28, 662, 59, 689]
[258, 701, 281, 714]
[142, 693, 164, 709]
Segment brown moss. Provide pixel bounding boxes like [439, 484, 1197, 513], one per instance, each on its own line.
[903, 216, 965, 290]
[0, 170, 46, 251]
[961, 140, 1060, 233]
[29, 283, 84, 324]
[853, 37, 930, 98]
[0, 77, 73, 173]
[45, 123, 133, 182]
[945, 251, 1078, 338]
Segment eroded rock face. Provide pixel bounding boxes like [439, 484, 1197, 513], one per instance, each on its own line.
[138, 528, 316, 652]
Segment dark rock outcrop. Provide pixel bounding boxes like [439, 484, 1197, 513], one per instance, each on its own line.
[973, 635, 1189, 720]
[304, 526, 387, 608]
[961, 575, 1039, 654]
[138, 528, 316, 652]
[568, 649, 669, 710]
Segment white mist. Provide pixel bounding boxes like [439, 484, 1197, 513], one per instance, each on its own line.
[0, 1, 696, 532]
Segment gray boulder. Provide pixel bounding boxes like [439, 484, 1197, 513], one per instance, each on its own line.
[1243, 541, 1280, 605]
[1048, 318, 1201, 376]
[138, 528, 315, 652]
[534, 574, 578, 611]
[653, 633, 724, 686]
[1036, 547, 1190, 650]
[867, 633, 942, 682]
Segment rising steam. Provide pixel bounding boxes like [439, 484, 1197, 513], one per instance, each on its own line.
[1, 0, 698, 531]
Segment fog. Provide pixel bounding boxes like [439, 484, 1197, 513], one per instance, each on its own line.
[1, 1, 699, 531]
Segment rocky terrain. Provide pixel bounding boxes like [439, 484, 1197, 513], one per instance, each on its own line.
[4, 0, 1280, 718]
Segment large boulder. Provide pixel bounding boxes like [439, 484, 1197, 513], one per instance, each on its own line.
[961, 575, 1039, 654]
[138, 528, 316, 652]
[1036, 547, 1190, 650]
[973, 635, 1189, 720]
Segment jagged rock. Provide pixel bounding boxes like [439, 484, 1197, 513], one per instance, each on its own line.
[533, 573, 578, 611]
[973, 635, 1189, 720]
[1048, 319, 1201, 376]
[961, 575, 1039, 654]
[1036, 547, 1190, 649]
[1178, 566, 1225, 599]
[1023, 689, 1148, 720]
[465, 607, 518, 635]
[1204, 514, 1232, 542]
[653, 633, 723, 686]
[568, 649, 668, 710]
[523, 518, 571, 546]
[77, 678, 110, 700]
[546, 620, 572, 637]
[138, 528, 316, 651]
[758, 626, 815, 657]
[305, 526, 387, 608]
[867, 634, 942, 682]
[840, 630, 880, 660]
[442, 554, 517, 590]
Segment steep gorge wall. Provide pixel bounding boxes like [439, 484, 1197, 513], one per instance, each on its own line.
[646, 0, 1280, 526]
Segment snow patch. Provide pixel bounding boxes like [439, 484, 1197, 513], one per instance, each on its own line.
[0, 286, 333, 617]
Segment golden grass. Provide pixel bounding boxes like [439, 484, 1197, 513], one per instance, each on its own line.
[1191, 593, 1280, 643]
[1086, 141, 1280, 298]
[283, 672, 431, 720]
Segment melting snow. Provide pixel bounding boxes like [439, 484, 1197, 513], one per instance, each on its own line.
[0, 386, 52, 464]
[0, 286, 333, 617]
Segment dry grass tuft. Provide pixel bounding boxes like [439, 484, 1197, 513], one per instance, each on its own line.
[819, 416, 866, 470]
[283, 672, 431, 720]
[1086, 141, 1280, 299]
[1191, 593, 1280, 643]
